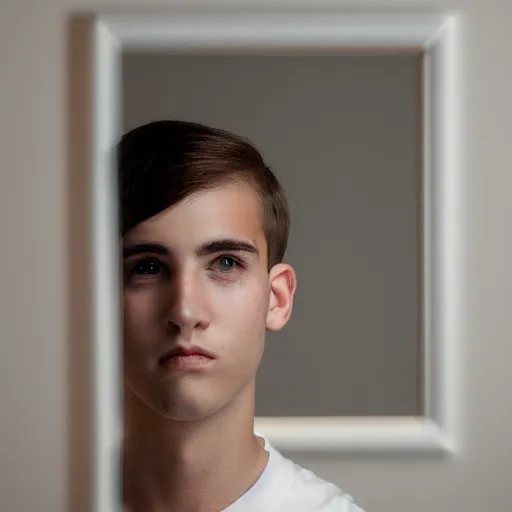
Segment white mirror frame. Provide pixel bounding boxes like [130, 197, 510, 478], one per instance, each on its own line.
[84, 7, 461, 511]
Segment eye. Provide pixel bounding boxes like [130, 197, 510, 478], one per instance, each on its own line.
[213, 256, 239, 272]
[129, 257, 164, 277]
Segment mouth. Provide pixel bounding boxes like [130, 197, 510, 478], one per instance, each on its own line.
[158, 345, 216, 368]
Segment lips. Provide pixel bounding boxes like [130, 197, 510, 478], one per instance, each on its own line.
[159, 345, 215, 365]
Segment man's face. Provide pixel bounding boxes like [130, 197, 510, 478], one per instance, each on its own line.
[122, 183, 295, 421]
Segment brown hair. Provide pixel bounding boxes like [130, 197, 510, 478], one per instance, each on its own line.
[117, 120, 290, 269]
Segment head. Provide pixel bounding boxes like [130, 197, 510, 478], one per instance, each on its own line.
[119, 120, 297, 422]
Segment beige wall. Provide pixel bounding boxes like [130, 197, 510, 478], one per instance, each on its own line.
[1, 1, 512, 511]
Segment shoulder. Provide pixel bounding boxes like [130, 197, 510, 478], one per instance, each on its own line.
[284, 459, 365, 511]
[267, 444, 366, 511]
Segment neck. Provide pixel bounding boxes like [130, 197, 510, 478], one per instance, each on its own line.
[122, 382, 269, 512]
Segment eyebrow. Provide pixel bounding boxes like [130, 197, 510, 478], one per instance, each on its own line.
[196, 238, 259, 259]
[122, 238, 260, 260]
[122, 243, 169, 259]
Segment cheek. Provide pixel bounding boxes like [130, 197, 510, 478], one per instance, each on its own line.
[215, 280, 269, 358]
[123, 290, 161, 347]
[218, 275, 268, 316]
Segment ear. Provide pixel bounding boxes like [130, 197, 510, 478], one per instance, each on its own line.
[266, 263, 297, 332]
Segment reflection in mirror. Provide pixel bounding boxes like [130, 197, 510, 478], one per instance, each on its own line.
[122, 53, 423, 419]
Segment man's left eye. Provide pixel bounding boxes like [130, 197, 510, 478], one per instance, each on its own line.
[216, 256, 238, 271]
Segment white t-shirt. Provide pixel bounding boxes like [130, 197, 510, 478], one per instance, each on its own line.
[224, 433, 365, 511]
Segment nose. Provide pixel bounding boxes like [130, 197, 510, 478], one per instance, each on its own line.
[165, 266, 210, 339]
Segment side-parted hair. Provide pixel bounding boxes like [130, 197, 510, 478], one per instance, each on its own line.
[117, 120, 290, 269]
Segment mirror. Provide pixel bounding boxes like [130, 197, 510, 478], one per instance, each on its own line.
[80, 12, 458, 471]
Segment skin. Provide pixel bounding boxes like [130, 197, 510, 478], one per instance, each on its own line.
[121, 182, 297, 512]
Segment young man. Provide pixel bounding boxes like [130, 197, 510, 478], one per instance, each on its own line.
[118, 120, 365, 512]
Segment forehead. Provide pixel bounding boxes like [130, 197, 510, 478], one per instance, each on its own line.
[123, 183, 267, 253]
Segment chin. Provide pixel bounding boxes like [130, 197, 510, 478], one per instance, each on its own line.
[157, 402, 226, 422]
[127, 375, 253, 423]
[148, 391, 227, 422]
